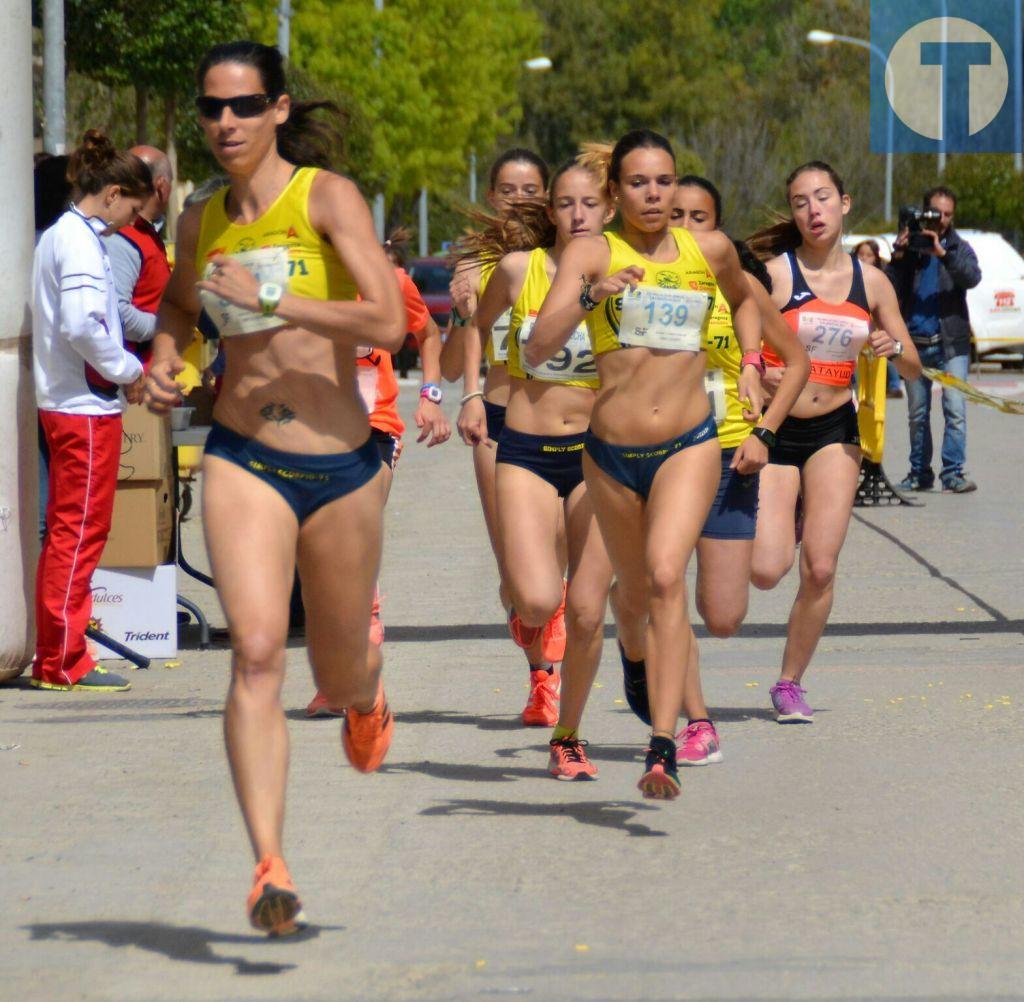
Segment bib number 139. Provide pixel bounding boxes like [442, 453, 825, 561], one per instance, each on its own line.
[619, 286, 710, 352]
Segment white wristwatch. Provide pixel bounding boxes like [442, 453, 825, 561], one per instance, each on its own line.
[891, 339, 904, 358]
[258, 282, 285, 317]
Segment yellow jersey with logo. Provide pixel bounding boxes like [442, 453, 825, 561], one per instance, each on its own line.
[586, 227, 716, 357]
[507, 248, 599, 389]
[480, 261, 512, 366]
[194, 167, 356, 337]
[703, 288, 754, 450]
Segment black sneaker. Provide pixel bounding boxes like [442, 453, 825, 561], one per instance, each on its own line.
[942, 476, 977, 493]
[637, 735, 681, 800]
[618, 642, 651, 725]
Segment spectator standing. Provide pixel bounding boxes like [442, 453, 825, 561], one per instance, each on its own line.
[886, 187, 981, 492]
[103, 146, 174, 364]
[31, 131, 153, 692]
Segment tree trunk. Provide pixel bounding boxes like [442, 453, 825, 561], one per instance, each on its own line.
[135, 87, 148, 145]
[163, 94, 179, 241]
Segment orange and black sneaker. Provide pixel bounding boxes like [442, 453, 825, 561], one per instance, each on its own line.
[540, 581, 567, 664]
[548, 736, 597, 781]
[637, 735, 681, 801]
[508, 608, 542, 651]
[247, 854, 305, 937]
[342, 682, 393, 773]
[522, 669, 560, 727]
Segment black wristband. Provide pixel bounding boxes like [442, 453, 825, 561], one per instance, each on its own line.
[579, 277, 600, 312]
[751, 426, 777, 449]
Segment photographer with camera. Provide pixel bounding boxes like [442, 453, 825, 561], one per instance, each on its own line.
[886, 186, 981, 493]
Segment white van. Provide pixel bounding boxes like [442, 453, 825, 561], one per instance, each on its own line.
[843, 230, 1024, 356]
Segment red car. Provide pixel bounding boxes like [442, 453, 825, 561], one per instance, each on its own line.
[408, 257, 453, 328]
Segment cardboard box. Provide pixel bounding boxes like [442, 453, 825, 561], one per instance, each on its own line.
[119, 405, 171, 481]
[90, 565, 178, 659]
[99, 477, 173, 568]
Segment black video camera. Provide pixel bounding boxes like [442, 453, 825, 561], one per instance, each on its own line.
[898, 206, 943, 253]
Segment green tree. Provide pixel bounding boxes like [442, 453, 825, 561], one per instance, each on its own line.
[62, 0, 245, 180]
[247, 0, 540, 201]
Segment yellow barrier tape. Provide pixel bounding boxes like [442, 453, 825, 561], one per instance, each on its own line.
[923, 367, 1024, 414]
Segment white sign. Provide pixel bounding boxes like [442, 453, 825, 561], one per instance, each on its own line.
[90, 565, 178, 659]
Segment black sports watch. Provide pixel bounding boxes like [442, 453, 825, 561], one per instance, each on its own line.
[751, 426, 777, 449]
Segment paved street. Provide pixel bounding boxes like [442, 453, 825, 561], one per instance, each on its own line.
[3, 379, 1023, 1001]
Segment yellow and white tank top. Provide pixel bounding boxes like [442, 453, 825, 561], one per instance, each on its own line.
[507, 248, 599, 389]
[195, 167, 357, 338]
[480, 260, 513, 366]
[703, 288, 754, 450]
[586, 227, 717, 357]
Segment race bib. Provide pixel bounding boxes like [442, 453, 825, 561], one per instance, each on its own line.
[796, 310, 871, 385]
[618, 286, 711, 351]
[490, 308, 512, 362]
[704, 368, 727, 426]
[199, 246, 289, 339]
[796, 311, 871, 362]
[518, 315, 597, 383]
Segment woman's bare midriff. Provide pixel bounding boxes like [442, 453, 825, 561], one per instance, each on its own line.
[772, 375, 853, 420]
[483, 363, 511, 407]
[213, 323, 372, 453]
[505, 379, 595, 436]
[590, 349, 712, 445]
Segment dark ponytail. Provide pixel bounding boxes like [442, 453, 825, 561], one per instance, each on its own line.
[66, 130, 153, 200]
[197, 40, 344, 170]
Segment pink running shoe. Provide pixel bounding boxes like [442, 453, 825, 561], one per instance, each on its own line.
[770, 679, 814, 723]
[675, 720, 723, 766]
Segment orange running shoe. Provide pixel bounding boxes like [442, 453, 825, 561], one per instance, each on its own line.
[540, 581, 567, 664]
[522, 669, 560, 727]
[508, 608, 542, 650]
[306, 691, 344, 718]
[342, 682, 394, 772]
[247, 854, 305, 937]
[548, 736, 597, 780]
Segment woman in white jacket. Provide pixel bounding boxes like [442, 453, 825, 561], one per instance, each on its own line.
[32, 130, 152, 692]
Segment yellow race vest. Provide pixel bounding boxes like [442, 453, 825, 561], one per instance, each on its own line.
[507, 247, 599, 389]
[195, 166, 356, 336]
[585, 227, 717, 356]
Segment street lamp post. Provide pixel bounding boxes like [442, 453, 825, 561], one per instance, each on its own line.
[807, 29, 893, 223]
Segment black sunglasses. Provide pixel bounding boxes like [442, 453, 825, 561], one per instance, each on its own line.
[195, 93, 276, 120]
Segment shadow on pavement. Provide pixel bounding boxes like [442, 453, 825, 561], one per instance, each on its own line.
[493, 742, 643, 764]
[24, 919, 336, 975]
[420, 798, 667, 838]
[382, 759, 542, 783]
[394, 708, 524, 731]
[380, 619, 1024, 642]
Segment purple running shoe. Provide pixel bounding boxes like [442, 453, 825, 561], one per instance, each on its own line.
[770, 679, 813, 723]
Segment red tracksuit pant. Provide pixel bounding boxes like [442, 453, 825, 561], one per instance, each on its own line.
[35, 410, 122, 686]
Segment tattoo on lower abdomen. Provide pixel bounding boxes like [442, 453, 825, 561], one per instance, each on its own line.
[260, 402, 296, 426]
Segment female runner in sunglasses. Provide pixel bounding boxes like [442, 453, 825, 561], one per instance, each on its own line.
[144, 41, 405, 936]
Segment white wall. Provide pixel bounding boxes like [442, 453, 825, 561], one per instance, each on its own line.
[0, 4, 38, 678]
